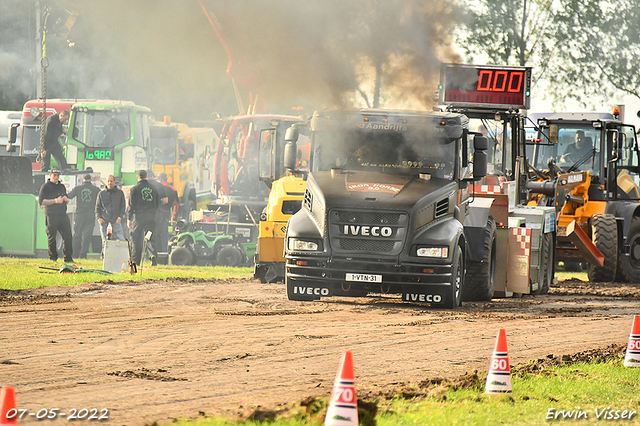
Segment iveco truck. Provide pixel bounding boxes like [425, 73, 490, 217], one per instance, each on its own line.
[282, 109, 490, 308]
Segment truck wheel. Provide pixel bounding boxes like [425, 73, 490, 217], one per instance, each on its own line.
[587, 214, 618, 282]
[169, 247, 194, 265]
[463, 217, 496, 301]
[216, 246, 243, 267]
[285, 274, 315, 301]
[534, 232, 555, 294]
[617, 218, 640, 283]
[443, 244, 463, 309]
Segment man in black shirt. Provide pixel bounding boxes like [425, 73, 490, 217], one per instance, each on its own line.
[146, 170, 169, 262]
[38, 168, 73, 262]
[67, 174, 100, 258]
[42, 110, 70, 172]
[157, 172, 179, 254]
[96, 174, 126, 245]
[127, 169, 160, 266]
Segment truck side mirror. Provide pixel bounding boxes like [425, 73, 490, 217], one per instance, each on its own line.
[473, 150, 488, 180]
[284, 141, 298, 172]
[473, 135, 488, 151]
[285, 126, 299, 143]
[6, 123, 19, 153]
[473, 134, 488, 180]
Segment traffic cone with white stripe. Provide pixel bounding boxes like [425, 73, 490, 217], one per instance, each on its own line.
[624, 315, 640, 367]
[325, 351, 358, 426]
[485, 329, 512, 394]
[0, 386, 18, 426]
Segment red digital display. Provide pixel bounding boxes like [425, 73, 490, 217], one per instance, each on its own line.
[440, 64, 531, 109]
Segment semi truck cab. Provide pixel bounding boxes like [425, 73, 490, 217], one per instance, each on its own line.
[283, 109, 488, 308]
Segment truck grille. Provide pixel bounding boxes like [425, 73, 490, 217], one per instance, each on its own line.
[329, 209, 407, 255]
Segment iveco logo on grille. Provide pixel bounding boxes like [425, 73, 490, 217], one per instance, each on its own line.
[343, 225, 393, 237]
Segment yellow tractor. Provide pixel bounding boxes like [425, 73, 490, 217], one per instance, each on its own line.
[527, 108, 640, 282]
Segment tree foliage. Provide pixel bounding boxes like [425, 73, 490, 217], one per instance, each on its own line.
[551, 0, 640, 104]
[458, 0, 640, 107]
[458, 0, 556, 69]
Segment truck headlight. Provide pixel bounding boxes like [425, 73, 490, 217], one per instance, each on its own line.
[417, 246, 448, 258]
[288, 238, 319, 251]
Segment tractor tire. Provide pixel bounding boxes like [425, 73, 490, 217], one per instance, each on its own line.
[169, 247, 194, 266]
[587, 214, 618, 282]
[463, 217, 496, 301]
[216, 246, 243, 267]
[534, 232, 555, 294]
[443, 244, 464, 309]
[617, 218, 640, 283]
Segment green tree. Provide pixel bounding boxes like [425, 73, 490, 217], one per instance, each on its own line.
[551, 0, 640, 105]
[458, 0, 557, 68]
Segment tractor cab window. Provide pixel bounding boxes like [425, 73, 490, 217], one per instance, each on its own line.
[534, 124, 601, 175]
[616, 125, 640, 200]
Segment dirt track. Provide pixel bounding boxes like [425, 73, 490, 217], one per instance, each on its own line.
[1, 276, 639, 425]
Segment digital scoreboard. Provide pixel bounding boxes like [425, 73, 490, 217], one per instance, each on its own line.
[439, 64, 532, 110]
[86, 148, 113, 161]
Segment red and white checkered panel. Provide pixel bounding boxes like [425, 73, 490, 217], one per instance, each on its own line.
[510, 227, 532, 258]
[473, 185, 503, 194]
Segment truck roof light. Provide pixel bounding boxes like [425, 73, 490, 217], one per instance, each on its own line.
[364, 117, 369, 122]
[613, 106, 621, 116]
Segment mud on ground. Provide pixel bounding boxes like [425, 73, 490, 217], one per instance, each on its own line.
[1, 277, 638, 425]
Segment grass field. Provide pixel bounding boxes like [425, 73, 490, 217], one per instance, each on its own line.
[172, 357, 639, 426]
[0, 257, 253, 290]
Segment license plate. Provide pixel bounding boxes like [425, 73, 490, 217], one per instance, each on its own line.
[346, 273, 382, 283]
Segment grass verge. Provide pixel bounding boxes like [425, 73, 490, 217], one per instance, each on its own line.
[0, 257, 252, 290]
[172, 346, 640, 425]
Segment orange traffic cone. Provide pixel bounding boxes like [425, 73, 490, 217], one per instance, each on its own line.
[624, 315, 640, 367]
[0, 386, 18, 426]
[325, 351, 358, 426]
[485, 329, 512, 394]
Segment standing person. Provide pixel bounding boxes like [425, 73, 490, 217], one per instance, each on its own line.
[146, 170, 168, 264]
[38, 168, 73, 262]
[96, 174, 126, 245]
[127, 169, 160, 266]
[41, 110, 70, 172]
[67, 174, 100, 258]
[157, 172, 179, 254]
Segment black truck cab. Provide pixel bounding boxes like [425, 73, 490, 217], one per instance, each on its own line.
[283, 109, 488, 308]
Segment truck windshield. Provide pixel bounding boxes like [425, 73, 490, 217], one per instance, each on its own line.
[72, 110, 131, 148]
[532, 124, 601, 174]
[312, 125, 456, 180]
[20, 125, 41, 156]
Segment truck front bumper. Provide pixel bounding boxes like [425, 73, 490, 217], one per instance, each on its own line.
[285, 254, 454, 302]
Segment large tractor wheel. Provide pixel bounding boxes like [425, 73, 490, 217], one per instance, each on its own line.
[587, 214, 618, 282]
[617, 218, 640, 283]
[443, 244, 464, 309]
[534, 232, 555, 294]
[169, 247, 194, 266]
[463, 217, 496, 301]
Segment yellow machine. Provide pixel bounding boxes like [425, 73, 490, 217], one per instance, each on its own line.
[150, 117, 217, 220]
[527, 108, 640, 282]
[253, 120, 309, 283]
[255, 175, 306, 282]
